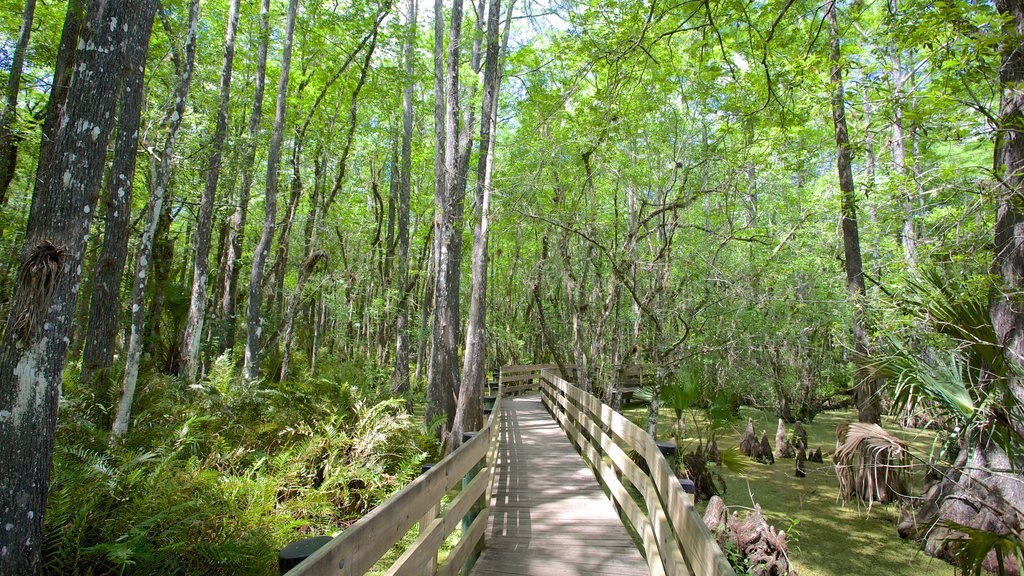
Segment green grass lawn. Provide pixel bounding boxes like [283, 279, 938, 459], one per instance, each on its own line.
[623, 404, 957, 576]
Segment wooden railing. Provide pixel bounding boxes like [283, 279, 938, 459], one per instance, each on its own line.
[286, 363, 730, 576]
[284, 397, 502, 576]
[499, 364, 733, 576]
[496, 362, 565, 395]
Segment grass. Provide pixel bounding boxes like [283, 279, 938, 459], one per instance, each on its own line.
[623, 403, 957, 576]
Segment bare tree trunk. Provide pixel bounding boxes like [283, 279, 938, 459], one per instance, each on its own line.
[992, 0, 1024, 367]
[827, 0, 880, 424]
[278, 250, 325, 379]
[219, 0, 270, 357]
[0, 0, 37, 205]
[0, 0, 134, 569]
[392, 0, 418, 405]
[420, 0, 447, 400]
[452, 0, 510, 450]
[28, 0, 85, 218]
[180, 0, 241, 382]
[114, 0, 199, 439]
[426, 0, 466, 441]
[243, 0, 300, 385]
[80, 0, 157, 390]
[888, 33, 917, 268]
[415, 228, 435, 385]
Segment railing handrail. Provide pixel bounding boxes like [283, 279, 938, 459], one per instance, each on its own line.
[284, 398, 502, 576]
[533, 366, 734, 576]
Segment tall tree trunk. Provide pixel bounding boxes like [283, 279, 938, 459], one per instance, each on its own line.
[426, 0, 466, 440]
[889, 34, 917, 268]
[244, 0, 299, 385]
[80, 0, 157, 390]
[28, 0, 85, 218]
[180, 0, 241, 382]
[0, 0, 133, 570]
[451, 0, 509, 450]
[392, 0, 418, 406]
[904, 9, 1024, 564]
[415, 227, 435, 386]
[827, 0, 880, 424]
[278, 250, 325, 379]
[0, 0, 37, 205]
[991, 0, 1024, 368]
[114, 0, 200, 439]
[219, 0, 270, 357]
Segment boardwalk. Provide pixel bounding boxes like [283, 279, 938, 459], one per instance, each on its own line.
[472, 395, 648, 576]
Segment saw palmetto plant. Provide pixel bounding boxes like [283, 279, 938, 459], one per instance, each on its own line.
[871, 270, 1024, 574]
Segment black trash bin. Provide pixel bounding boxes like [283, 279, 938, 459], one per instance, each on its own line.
[656, 440, 677, 460]
[278, 535, 333, 574]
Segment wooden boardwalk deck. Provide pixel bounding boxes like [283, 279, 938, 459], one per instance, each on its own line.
[471, 395, 648, 576]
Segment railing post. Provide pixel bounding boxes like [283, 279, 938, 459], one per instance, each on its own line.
[461, 431, 485, 574]
[419, 463, 439, 575]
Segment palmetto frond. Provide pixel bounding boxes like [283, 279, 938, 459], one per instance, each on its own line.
[834, 422, 910, 509]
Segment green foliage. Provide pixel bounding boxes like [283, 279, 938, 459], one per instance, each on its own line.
[44, 360, 434, 575]
[663, 366, 701, 422]
[942, 520, 1024, 576]
[874, 269, 1024, 462]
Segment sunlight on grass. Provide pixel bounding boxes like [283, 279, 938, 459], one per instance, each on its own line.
[624, 404, 956, 576]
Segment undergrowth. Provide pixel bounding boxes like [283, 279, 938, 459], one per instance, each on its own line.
[44, 354, 436, 575]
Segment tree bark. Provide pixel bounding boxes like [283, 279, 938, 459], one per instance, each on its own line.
[114, 0, 200, 439]
[452, 0, 509, 451]
[0, 0, 133, 570]
[992, 0, 1024, 366]
[80, 0, 157, 391]
[28, 0, 85, 219]
[888, 32, 917, 268]
[426, 0, 466, 441]
[826, 0, 880, 424]
[392, 0, 418, 406]
[278, 250, 325, 379]
[180, 0, 241, 382]
[219, 0, 270, 358]
[0, 0, 37, 205]
[243, 0, 300, 385]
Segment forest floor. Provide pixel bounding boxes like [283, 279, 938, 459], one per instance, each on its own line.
[622, 404, 958, 576]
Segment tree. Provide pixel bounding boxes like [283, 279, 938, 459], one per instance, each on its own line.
[219, 0, 271, 358]
[391, 0, 418, 406]
[425, 0, 467, 441]
[80, 0, 158, 391]
[0, 0, 137, 570]
[27, 0, 85, 218]
[180, 0, 242, 382]
[452, 0, 511, 448]
[827, 0, 881, 424]
[114, 0, 200, 439]
[244, 0, 300, 385]
[0, 0, 37, 205]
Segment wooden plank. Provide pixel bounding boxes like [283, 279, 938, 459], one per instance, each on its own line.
[498, 373, 544, 383]
[437, 506, 490, 576]
[544, 379, 688, 576]
[473, 396, 646, 576]
[385, 467, 490, 576]
[539, 370, 733, 576]
[287, 414, 493, 576]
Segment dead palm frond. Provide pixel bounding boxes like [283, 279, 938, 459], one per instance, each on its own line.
[834, 421, 910, 510]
